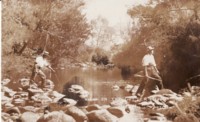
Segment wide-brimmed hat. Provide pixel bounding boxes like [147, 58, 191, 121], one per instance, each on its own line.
[42, 51, 49, 56]
[147, 46, 154, 51]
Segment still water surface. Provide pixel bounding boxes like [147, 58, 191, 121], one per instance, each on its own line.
[52, 67, 135, 104]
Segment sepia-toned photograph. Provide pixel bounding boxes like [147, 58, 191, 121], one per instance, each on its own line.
[1, 0, 200, 122]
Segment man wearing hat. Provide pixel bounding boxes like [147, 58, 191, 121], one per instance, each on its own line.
[30, 51, 55, 87]
[136, 46, 164, 99]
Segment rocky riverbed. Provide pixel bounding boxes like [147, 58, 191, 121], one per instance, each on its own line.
[1, 78, 200, 122]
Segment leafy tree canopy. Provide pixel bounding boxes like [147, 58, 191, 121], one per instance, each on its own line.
[2, 0, 91, 63]
[114, 0, 200, 91]
[2, 0, 91, 77]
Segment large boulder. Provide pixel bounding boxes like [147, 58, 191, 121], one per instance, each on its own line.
[31, 93, 52, 107]
[48, 91, 65, 103]
[1, 112, 13, 122]
[65, 106, 88, 122]
[62, 98, 77, 106]
[191, 86, 200, 95]
[2, 86, 16, 97]
[118, 113, 143, 122]
[1, 95, 12, 105]
[119, 105, 144, 122]
[139, 89, 184, 109]
[28, 86, 44, 97]
[14, 92, 29, 100]
[146, 94, 169, 108]
[12, 92, 29, 106]
[107, 107, 125, 118]
[21, 106, 41, 113]
[68, 85, 89, 99]
[147, 94, 168, 102]
[86, 104, 102, 112]
[155, 89, 183, 102]
[5, 106, 21, 114]
[62, 76, 89, 106]
[2, 103, 14, 112]
[147, 113, 167, 122]
[12, 98, 26, 106]
[101, 105, 111, 109]
[155, 89, 176, 95]
[37, 111, 75, 122]
[125, 96, 138, 103]
[138, 101, 155, 108]
[48, 103, 67, 112]
[63, 76, 85, 94]
[87, 109, 118, 122]
[20, 112, 40, 122]
[124, 84, 133, 92]
[2, 79, 11, 86]
[62, 84, 89, 106]
[19, 78, 30, 91]
[112, 85, 120, 91]
[43, 79, 55, 92]
[5, 107, 21, 121]
[110, 98, 128, 107]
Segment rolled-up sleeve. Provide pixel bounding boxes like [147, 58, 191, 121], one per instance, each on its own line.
[142, 55, 149, 66]
[142, 55, 156, 66]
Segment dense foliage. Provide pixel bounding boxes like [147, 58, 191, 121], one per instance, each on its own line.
[2, 0, 91, 77]
[113, 0, 200, 91]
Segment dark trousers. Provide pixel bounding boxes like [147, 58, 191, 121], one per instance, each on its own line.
[147, 66, 163, 89]
[136, 66, 163, 97]
[30, 64, 46, 86]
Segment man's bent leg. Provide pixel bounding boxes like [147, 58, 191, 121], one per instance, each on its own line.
[151, 71, 164, 89]
[38, 70, 46, 87]
[31, 64, 41, 81]
[135, 78, 146, 97]
[157, 80, 164, 89]
[30, 66, 38, 84]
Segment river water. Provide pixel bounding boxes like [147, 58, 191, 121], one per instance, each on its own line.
[51, 67, 145, 121]
[51, 66, 138, 104]
[7, 66, 145, 121]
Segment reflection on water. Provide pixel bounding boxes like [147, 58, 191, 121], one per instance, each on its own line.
[52, 67, 134, 104]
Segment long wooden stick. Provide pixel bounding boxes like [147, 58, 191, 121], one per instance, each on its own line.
[185, 74, 200, 92]
[43, 33, 49, 52]
[134, 74, 162, 82]
[185, 74, 200, 82]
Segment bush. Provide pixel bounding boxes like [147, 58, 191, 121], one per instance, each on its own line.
[2, 54, 33, 80]
[158, 96, 200, 121]
[91, 53, 109, 65]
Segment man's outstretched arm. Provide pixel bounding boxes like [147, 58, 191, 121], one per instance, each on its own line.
[47, 65, 55, 72]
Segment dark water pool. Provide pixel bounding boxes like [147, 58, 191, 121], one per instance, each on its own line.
[51, 67, 136, 104]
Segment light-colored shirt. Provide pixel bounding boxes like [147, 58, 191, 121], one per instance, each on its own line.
[142, 54, 156, 66]
[35, 56, 49, 68]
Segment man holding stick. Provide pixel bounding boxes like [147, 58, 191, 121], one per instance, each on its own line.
[30, 51, 55, 88]
[136, 46, 164, 99]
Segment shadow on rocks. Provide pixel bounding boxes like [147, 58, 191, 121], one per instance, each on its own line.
[59, 76, 89, 106]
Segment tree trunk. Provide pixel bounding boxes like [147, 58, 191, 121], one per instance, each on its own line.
[18, 41, 28, 55]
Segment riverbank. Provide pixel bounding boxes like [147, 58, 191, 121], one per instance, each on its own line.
[2, 77, 200, 122]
